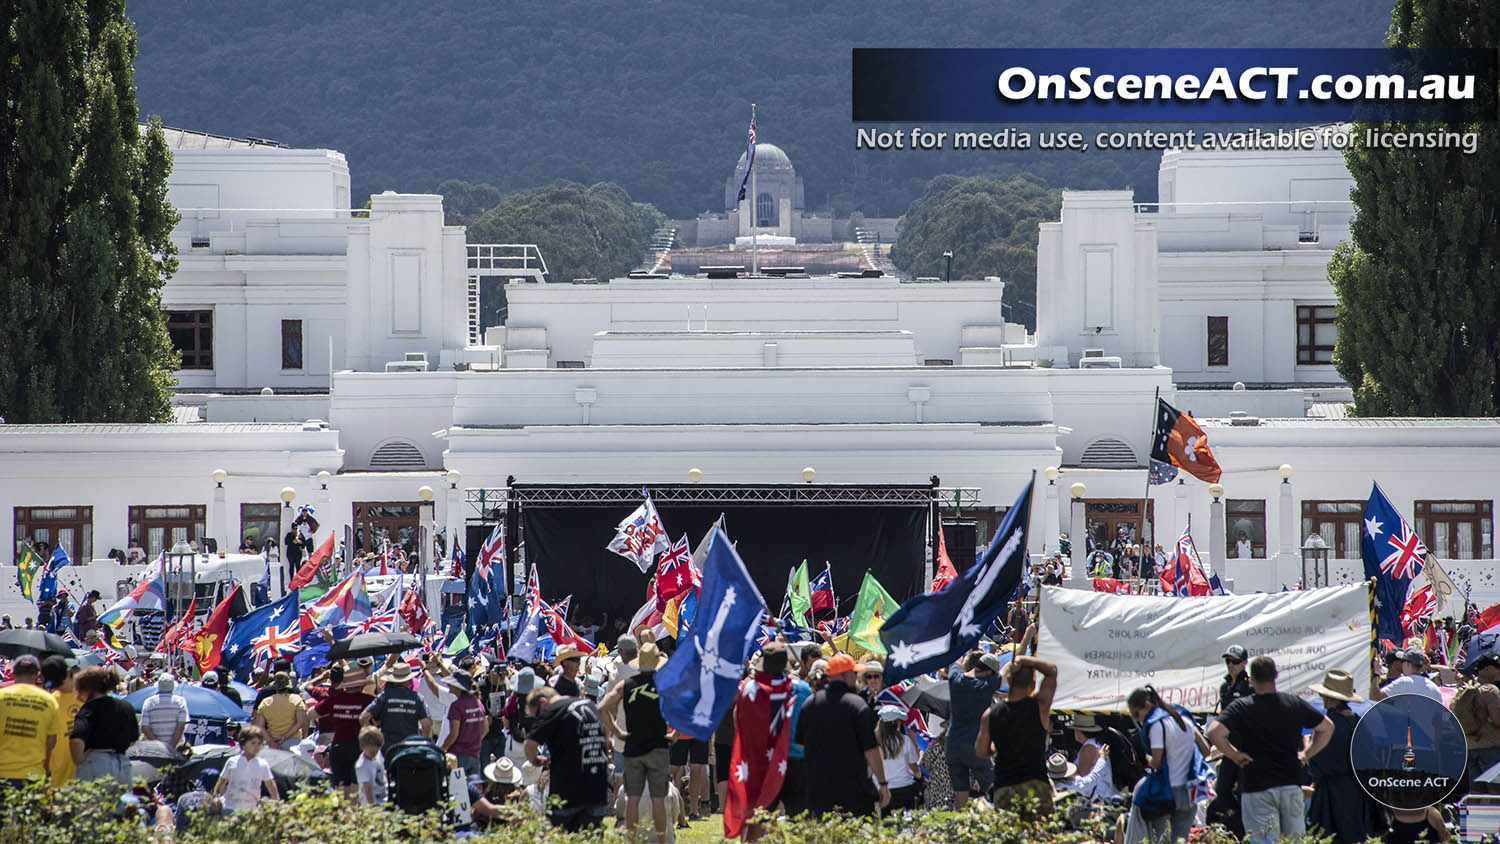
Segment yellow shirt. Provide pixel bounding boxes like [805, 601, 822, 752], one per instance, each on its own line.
[255, 692, 306, 739]
[0, 682, 62, 781]
[50, 689, 84, 786]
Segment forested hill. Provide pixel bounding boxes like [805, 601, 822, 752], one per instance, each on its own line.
[129, 0, 1394, 218]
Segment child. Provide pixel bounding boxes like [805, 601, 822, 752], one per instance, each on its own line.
[355, 725, 388, 806]
[212, 724, 279, 813]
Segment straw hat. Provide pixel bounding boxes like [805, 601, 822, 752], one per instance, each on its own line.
[630, 639, 664, 671]
[1046, 751, 1077, 780]
[380, 662, 415, 683]
[553, 644, 587, 664]
[1072, 712, 1104, 734]
[1308, 669, 1363, 703]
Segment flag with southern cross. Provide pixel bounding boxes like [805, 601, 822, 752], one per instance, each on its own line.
[38, 544, 70, 602]
[844, 572, 898, 656]
[878, 479, 1033, 686]
[470, 525, 506, 629]
[656, 534, 697, 608]
[606, 494, 671, 573]
[1149, 397, 1222, 484]
[1160, 523, 1211, 597]
[656, 525, 766, 740]
[808, 565, 835, 614]
[16, 542, 44, 602]
[724, 670, 797, 839]
[1361, 482, 1430, 643]
[222, 591, 300, 673]
[736, 112, 757, 203]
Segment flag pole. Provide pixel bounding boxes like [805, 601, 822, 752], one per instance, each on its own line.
[750, 103, 758, 277]
[1143, 385, 1160, 582]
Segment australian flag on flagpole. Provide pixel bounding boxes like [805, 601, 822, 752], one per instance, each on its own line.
[1361, 482, 1430, 644]
[655, 525, 766, 740]
[879, 479, 1033, 686]
[735, 113, 756, 203]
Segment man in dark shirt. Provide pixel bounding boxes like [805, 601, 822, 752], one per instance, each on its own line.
[525, 685, 611, 832]
[1209, 644, 1255, 836]
[314, 665, 374, 794]
[359, 661, 432, 754]
[1207, 656, 1333, 844]
[795, 653, 889, 816]
[599, 636, 669, 841]
[946, 650, 1002, 808]
[202, 671, 242, 709]
[975, 653, 1058, 817]
[550, 646, 584, 698]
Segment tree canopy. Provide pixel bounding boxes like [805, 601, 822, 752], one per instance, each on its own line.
[890, 174, 1061, 329]
[1328, 0, 1498, 415]
[466, 180, 664, 284]
[1, 0, 179, 423]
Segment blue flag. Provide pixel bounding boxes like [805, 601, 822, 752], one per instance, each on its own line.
[509, 607, 545, 663]
[38, 545, 70, 602]
[735, 116, 757, 203]
[879, 480, 1033, 686]
[293, 624, 350, 678]
[656, 526, 766, 740]
[1361, 482, 1429, 644]
[222, 591, 301, 676]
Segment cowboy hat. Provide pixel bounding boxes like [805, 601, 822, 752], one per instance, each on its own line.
[629, 640, 665, 672]
[553, 644, 587, 664]
[1046, 751, 1077, 780]
[379, 662, 415, 683]
[1072, 712, 1104, 734]
[483, 756, 524, 786]
[1308, 669, 1363, 703]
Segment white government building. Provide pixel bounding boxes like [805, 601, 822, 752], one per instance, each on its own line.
[3, 125, 1496, 622]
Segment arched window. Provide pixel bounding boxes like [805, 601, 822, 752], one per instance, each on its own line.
[1078, 437, 1139, 468]
[756, 192, 777, 228]
[370, 439, 427, 469]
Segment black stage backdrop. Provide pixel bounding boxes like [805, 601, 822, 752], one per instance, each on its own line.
[520, 503, 928, 632]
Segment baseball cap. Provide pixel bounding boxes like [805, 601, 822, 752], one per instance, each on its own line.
[877, 705, 906, 722]
[1222, 645, 1248, 662]
[826, 653, 857, 675]
[979, 653, 1003, 673]
[11, 654, 41, 674]
[157, 674, 176, 693]
[202, 670, 220, 684]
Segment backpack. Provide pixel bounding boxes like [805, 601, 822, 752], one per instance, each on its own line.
[385, 736, 448, 815]
[1102, 723, 1148, 791]
[1453, 682, 1485, 738]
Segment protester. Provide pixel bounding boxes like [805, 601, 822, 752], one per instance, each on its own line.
[1063, 713, 1118, 801]
[1121, 685, 1208, 844]
[213, 724, 279, 813]
[860, 661, 885, 703]
[468, 757, 528, 830]
[142, 673, 190, 745]
[50, 594, 71, 635]
[477, 662, 511, 764]
[551, 645, 585, 697]
[875, 705, 923, 811]
[599, 632, 670, 841]
[417, 653, 459, 746]
[774, 648, 814, 819]
[975, 652, 1059, 817]
[440, 670, 489, 777]
[1305, 669, 1376, 844]
[361, 660, 433, 753]
[1373, 649, 1443, 701]
[502, 667, 538, 759]
[253, 671, 310, 749]
[945, 649, 1002, 808]
[203, 670, 243, 708]
[75, 590, 101, 640]
[0, 655, 62, 785]
[796, 653, 889, 816]
[524, 685, 611, 831]
[40, 655, 82, 786]
[70, 666, 138, 783]
[312, 664, 373, 796]
[919, 722, 953, 810]
[1460, 654, 1500, 780]
[1209, 644, 1254, 836]
[1206, 655, 1334, 844]
[355, 725, 388, 806]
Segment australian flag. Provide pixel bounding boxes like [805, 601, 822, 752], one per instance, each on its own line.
[878, 480, 1033, 686]
[736, 115, 756, 203]
[222, 591, 300, 677]
[38, 545, 69, 602]
[469, 524, 506, 630]
[1361, 482, 1429, 643]
[656, 526, 766, 740]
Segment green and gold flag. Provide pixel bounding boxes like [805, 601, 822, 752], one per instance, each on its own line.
[845, 572, 898, 656]
[16, 542, 44, 602]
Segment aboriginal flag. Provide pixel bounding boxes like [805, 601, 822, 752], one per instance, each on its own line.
[1149, 397, 1221, 484]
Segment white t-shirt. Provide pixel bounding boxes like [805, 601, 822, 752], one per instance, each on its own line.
[1236, 539, 1253, 559]
[355, 751, 387, 805]
[417, 681, 457, 745]
[220, 753, 274, 811]
[1065, 738, 1119, 800]
[1381, 674, 1445, 702]
[1147, 713, 1197, 788]
[878, 735, 919, 789]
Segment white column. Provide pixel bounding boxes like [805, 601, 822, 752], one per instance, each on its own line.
[1209, 485, 1227, 581]
[1042, 479, 1060, 557]
[1069, 485, 1088, 587]
[446, 480, 464, 560]
[211, 482, 228, 554]
[1278, 476, 1296, 558]
[278, 492, 295, 596]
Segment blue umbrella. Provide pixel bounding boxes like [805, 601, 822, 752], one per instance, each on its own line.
[1465, 631, 1500, 672]
[123, 685, 248, 722]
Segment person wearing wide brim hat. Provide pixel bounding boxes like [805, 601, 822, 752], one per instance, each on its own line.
[550, 644, 586, 697]
[1305, 669, 1373, 844]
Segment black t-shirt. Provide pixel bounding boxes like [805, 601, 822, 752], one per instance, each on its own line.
[795, 681, 878, 814]
[529, 696, 610, 811]
[1218, 672, 1252, 713]
[71, 696, 140, 752]
[1217, 691, 1325, 792]
[552, 674, 581, 698]
[988, 696, 1048, 788]
[217, 685, 244, 709]
[619, 672, 668, 757]
[364, 685, 429, 748]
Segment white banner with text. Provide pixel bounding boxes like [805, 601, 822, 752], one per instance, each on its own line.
[1038, 582, 1372, 713]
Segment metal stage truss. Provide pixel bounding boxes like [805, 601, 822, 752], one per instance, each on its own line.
[464, 484, 982, 518]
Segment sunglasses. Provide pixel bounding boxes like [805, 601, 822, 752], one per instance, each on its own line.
[863, 673, 883, 679]
[1224, 658, 1244, 665]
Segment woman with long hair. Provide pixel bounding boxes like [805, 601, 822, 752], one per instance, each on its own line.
[875, 706, 923, 812]
[1123, 685, 1209, 844]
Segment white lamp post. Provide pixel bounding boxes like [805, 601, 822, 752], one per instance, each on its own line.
[802, 467, 816, 483]
[210, 469, 228, 556]
[1068, 482, 1087, 586]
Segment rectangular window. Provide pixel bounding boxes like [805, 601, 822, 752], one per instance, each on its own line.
[1301, 500, 1364, 558]
[166, 309, 213, 369]
[1415, 500, 1492, 560]
[281, 319, 303, 369]
[128, 505, 206, 559]
[1297, 305, 1336, 365]
[352, 502, 422, 557]
[1207, 316, 1229, 367]
[240, 503, 281, 553]
[1226, 499, 1266, 559]
[13, 507, 93, 564]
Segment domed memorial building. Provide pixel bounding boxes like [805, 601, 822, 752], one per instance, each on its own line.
[723, 142, 804, 243]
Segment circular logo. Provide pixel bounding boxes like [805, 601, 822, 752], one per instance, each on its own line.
[1351, 693, 1467, 810]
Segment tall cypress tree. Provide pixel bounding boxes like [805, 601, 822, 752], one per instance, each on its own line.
[0, 0, 177, 423]
[1328, 0, 1499, 416]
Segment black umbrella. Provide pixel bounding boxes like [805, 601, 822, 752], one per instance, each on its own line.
[176, 745, 327, 794]
[900, 676, 950, 719]
[131, 760, 164, 786]
[326, 631, 421, 661]
[127, 739, 187, 769]
[0, 628, 74, 658]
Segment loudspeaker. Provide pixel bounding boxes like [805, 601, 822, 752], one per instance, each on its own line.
[942, 520, 979, 568]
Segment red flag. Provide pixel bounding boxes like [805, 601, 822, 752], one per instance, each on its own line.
[930, 526, 957, 593]
[185, 587, 239, 673]
[1150, 398, 1222, 484]
[1092, 577, 1125, 594]
[288, 533, 337, 590]
[1160, 526, 1212, 597]
[398, 585, 432, 634]
[1476, 601, 1500, 634]
[155, 598, 196, 654]
[656, 535, 698, 609]
[724, 672, 797, 839]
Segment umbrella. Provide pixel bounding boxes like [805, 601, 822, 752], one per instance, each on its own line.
[0, 628, 74, 658]
[124, 685, 249, 721]
[900, 676, 950, 719]
[176, 745, 327, 794]
[1464, 631, 1500, 672]
[71, 649, 107, 667]
[130, 760, 164, 786]
[326, 630, 421, 661]
[128, 739, 187, 769]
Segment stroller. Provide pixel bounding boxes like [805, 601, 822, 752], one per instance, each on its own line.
[385, 736, 449, 815]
